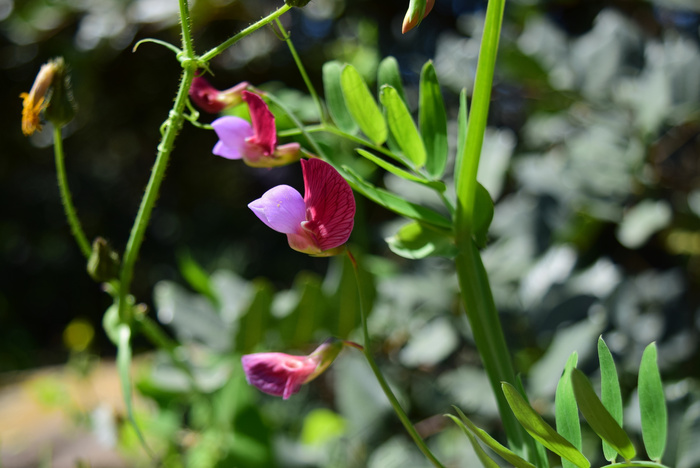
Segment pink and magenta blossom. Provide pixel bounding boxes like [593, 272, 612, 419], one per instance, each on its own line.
[242, 338, 359, 399]
[248, 158, 355, 256]
[189, 76, 249, 114]
[211, 91, 301, 168]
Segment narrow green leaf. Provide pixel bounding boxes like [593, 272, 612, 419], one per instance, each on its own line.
[571, 369, 636, 460]
[556, 353, 582, 468]
[377, 56, 406, 104]
[379, 85, 426, 168]
[341, 165, 451, 229]
[178, 251, 219, 308]
[502, 383, 590, 468]
[419, 61, 448, 178]
[639, 342, 667, 461]
[473, 183, 494, 248]
[446, 414, 501, 468]
[340, 64, 387, 145]
[454, 88, 468, 191]
[598, 336, 623, 462]
[322, 61, 358, 133]
[386, 221, 457, 259]
[355, 148, 445, 191]
[452, 406, 537, 468]
[117, 324, 152, 456]
[235, 278, 274, 353]
[515, 376, 550, 468]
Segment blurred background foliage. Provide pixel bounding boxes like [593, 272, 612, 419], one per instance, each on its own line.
[2, 0, 700, 466]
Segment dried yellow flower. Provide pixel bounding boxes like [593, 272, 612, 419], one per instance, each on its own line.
[20, 60, 61, 136]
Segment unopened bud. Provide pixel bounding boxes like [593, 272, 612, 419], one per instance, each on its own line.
[20, 57, 77, 136]
[402, 0, 435, 34]
[87, 237, 120, 282]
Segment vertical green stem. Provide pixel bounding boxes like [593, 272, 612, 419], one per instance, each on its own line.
[347, 250, 445, 468]
[452, 0, 529, 455]
[53, 126, 92, 259]
[275, 18, 326, 124]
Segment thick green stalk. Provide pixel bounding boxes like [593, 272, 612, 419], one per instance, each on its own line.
[348, 251, 445, 468]
[199, 5, 292, 63]
[53, 126, 92, 259]
[452, 0, 528, 455]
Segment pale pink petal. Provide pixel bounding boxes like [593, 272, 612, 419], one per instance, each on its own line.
[242, 91, 276, 155]
[301, 159, 356, 251]
[212, 116, 254, 160]
[248, 185, 306, 234]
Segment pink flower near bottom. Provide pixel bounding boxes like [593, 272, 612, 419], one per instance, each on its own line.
[241, 338, 355, 399]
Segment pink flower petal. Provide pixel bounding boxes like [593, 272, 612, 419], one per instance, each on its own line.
[248, 185, 306, 234]
[189, 76, 226, 113]
[242, 91, 276, 156]
[301, 159, 356, 251]
[212, 116, 254, 160]
[241, 353, 317, 399]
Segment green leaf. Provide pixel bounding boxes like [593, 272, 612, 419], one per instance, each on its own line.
[446, 415, 501, 468]
[377, 56, 407, 104]
[323, 61, 358, 133]
[451, 407, 536, 468]
[355, 148, 445, 191]
[178, 251, 219, 307]
[454, 88, 468, 191]
[419, 61, 448, 178]
[340, 64, 387, 145]
[639, 342, 667, 461]
[278, 272, 326, 347]
[516, 376, 550, 468]
[473, 183, 494, 248]
[341, 165, 452, 229]
[386, 221, 457, 259]
[380, 85, 426, 168]
[502, 383, 590, 468]
[571, 369, 636, 460]
[556, 353, 582, 468]
[598, 337, 623, 462]
[235, 278, 274, 353]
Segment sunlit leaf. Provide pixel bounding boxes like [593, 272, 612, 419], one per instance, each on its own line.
[341, 165, 451, 229]
[341, 64, 387, 145]
[323, 61, 358, 133]
[571, 369, 636, 460]
[377, 56, 407, 104]
[419, 61, 448, 178]
[502, 383, 590, 467]
[639, 342, 667, 461]
[355, 148, 445, 191]
[380, 85, 426, 168]
[451, 406, 536, 468]
[446, 414, 501, 468]
[598, 336, 623, 462]
[556, 353, 581, 468]
[301, 408, 347, 446]
[386, 221, 457, 259]
[516, 376, 550, 468]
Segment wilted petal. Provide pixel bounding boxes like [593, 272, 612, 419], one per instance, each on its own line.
[302, 159, 356, 251]
[189, 76, 226, 113]
[241, 352, 318, 399]
[242, 91, 276, 156]
[212, 116, 254, 160]
[248, 185, 306, 234]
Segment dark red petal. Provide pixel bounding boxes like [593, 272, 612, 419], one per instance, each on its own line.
[189, 77, 226, 113]
[242, 91, 276, 155]
[301, 158, 356, 251]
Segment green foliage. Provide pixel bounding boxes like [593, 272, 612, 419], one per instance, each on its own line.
[340, 64, 387, 145]
[322, 61, 358, 133]
[386, 221, 457, 259]
[555, 353, 581, 468]
[377, 56, 407, 104]
[419, 61, 448, 179]
[639, 343, 668, 461]
[598, 337, 623, 462]
[379, 85, 426, 168]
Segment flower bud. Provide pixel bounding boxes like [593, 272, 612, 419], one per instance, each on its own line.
[87, 237, 120, 283]
[20, 57, 76, 135]
[402, 0, 435, 34]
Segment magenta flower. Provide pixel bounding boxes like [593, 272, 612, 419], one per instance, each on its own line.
[189, 76, 249, 113]
[242, 338, 358, 399]
[248, 158, 356, 256]
[211, 91, 301, 168]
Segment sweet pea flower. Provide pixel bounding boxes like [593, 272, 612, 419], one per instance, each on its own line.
[188, 76, 249, 114]
[248, 158, 355, 256]
[242, 338, 360, 399]
[211, 91, 301, 168]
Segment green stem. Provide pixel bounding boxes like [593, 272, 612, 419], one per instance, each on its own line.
[275, 17, 326, 124]
[347, 250, 445, 468]
[199, 5, 292, 63]
[53, 126, 92, 259]
[117, 0, 198, 324]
